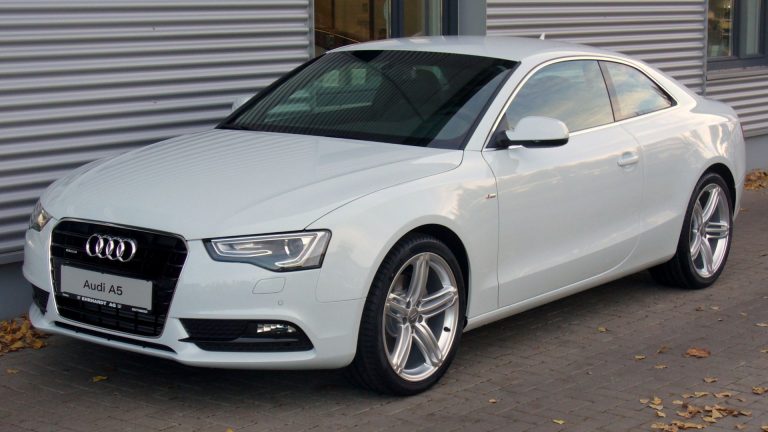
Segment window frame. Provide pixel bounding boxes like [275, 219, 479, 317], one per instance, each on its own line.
[707, 0, 768, 70]
[482, 56, 680, 151]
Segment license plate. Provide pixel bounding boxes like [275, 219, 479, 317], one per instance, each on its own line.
[60, 266, 153, 312]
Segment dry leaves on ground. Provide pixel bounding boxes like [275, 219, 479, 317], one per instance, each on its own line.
[91, 375, 108, 383]
[552, 419, 565, 425]
[753, 386, 767, 395]
[685, 347, 710, 358]
[745, 170, 768, 190]
[703, 377, 718, 383]
[0, 315, 47, 355]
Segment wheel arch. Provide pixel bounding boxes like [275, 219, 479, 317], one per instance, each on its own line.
[703, 162, 736, 211]
[406, 224, 470, 317]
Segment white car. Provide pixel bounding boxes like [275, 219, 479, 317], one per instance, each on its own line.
[24, 37, 745, 394]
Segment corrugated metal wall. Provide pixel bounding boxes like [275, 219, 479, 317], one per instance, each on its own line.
[0, 0, 311, 264]
[486, 0, 707, 93]
[706, 73, 768, 137]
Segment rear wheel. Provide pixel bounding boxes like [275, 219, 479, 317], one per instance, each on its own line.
[348, 234, 465, 395]
[650, 173, 733, 289]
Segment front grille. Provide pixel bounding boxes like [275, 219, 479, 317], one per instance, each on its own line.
[54, 321, 175, 353]
[32, 285, 50, 314]
[51, 220, 187, 337]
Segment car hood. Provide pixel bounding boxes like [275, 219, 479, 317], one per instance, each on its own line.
[43, 130, 462, 239]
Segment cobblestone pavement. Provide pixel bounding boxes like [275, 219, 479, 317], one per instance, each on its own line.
[1, 191, 767, 432]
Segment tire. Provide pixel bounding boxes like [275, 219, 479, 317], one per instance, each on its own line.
[650, 172, 733, 289]
[347, 233, 466, 395]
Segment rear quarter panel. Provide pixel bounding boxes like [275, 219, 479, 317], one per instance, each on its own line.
[621, 95, 745, 270]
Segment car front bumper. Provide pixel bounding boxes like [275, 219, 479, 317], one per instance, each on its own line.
[23, 220, 363, 369]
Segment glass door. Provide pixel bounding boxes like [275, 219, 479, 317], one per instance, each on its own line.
[314, 0, 450, 55]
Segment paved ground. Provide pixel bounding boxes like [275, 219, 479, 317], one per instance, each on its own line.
[1, 191, 767, 432]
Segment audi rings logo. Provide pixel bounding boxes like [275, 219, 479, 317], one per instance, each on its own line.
[85, 234, 137, 262]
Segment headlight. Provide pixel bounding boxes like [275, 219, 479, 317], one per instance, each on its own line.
[205, 231, 331, 271]
[29, 201, 52, 232]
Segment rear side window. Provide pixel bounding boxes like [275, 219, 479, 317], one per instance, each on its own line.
[500, 60, 614, 132]
[600, 62, 675, 121]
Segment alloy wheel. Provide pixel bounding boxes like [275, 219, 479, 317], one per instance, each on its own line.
[382, 252, 460, 382]
[689, 184, 730, 278]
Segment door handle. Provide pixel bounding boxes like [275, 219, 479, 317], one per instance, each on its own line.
[617, 152, 640, 167]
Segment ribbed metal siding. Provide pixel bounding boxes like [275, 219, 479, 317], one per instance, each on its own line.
[486, 0, 707, 92]
[0, 0, 311, 263]
[706, 73, 768, 137]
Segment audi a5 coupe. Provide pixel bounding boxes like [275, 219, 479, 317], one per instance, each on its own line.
[24, 37, 745, 394]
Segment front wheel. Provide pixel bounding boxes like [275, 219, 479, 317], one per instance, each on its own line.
[348, 234, 466, 395]
[650, 173, 733, 289]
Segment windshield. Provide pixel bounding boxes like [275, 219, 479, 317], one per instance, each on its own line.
[221, 50, 517, 149]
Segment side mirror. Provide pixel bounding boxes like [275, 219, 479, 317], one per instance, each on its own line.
[231, 94, 255, 113]
[495, 116, 569, 148]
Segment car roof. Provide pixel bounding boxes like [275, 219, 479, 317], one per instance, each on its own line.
[332, 36, 631, 63]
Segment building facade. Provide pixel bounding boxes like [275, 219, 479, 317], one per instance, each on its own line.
[0, 0, 765, 279]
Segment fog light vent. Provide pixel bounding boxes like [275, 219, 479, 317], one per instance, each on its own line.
[180, 319, 312, 352]
[32, 285, 49, 314]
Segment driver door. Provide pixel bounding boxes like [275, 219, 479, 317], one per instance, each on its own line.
[482, 60, 644, 307]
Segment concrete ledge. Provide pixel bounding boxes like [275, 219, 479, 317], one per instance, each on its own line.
[0, 262, 29, 320]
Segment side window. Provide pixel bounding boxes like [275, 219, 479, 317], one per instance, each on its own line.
[500, 60, 614, 133]
[601, 62, 674, 121]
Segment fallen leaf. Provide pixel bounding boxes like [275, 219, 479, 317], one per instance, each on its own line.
[5, 368, 19, 375]
[756, 322, 768, 327]
[635, 354, 647, 361]
[597, 326, 608, 333]
[652, 396, 663, 405]
[671, 420, 707, 430]
[702, 416, 717, 423]
[657, 411, 667, 418]
[0, 316, 48, 356]
[714, 392, 732, 398]
[640, 398, 650, 404]
[672, 400, 684, 405]
[682, 393, 694, 399]
[762, 426, 768, 432]
[226, 429, 234, 432]
[760, 348, 768, 353]
[685, 348, 711, 358]
[710, 306, 720, 311]
[488, 399, 497, 404]
[753, 386, 767, 395]
[650, 403, 665, 410]
[658, 345, 670, 354]
[655, 364, 668, 369]
[91, 375, 108, 383]
[693, 392, 710, 398]
[745, 169, 768, 190]
[735, 424, 746, 430]
[740, 410, 752, 416]
[740, 312, 748, 317]
[552, 419, 565, 425]
[704, 377, 718, 383]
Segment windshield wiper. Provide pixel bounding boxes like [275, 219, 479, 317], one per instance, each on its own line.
[218, 123, 253, 131]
